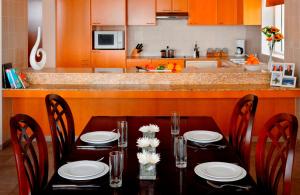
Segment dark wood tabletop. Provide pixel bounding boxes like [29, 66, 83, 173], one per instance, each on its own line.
[45, 116, 260, 195]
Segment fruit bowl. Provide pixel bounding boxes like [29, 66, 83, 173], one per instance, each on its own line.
[244, 64, 261, 72]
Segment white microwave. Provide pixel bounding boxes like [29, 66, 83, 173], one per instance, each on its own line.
[94, 31, 124, 50]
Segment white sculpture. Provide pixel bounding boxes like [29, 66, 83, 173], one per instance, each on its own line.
[30, 26, 46, 70]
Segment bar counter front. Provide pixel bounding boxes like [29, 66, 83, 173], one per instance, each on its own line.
[3, 67, 300, 141]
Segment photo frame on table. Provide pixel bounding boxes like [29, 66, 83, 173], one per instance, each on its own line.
[270, 71, 283, 87]
[283, 63, 295, 76]
[271, 63, 284, 72]
[281, 76, 297, 88]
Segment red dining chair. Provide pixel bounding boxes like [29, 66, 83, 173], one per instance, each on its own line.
[256, 113, 298, 195]
[229, 94, 258, 171]
[10, 114, 48, 195]
[45, 94, 75, 170]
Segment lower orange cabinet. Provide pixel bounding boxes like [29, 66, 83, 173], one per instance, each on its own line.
[92, 50, 126, 68]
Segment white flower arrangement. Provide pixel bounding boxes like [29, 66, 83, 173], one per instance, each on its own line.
[139, 124, 160, 133]
[137, 152, 160, 165]
[137, 137, 160, 148]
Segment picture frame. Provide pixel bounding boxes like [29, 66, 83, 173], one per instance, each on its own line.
[283, 63, 295, 77]
[270, 71, 283, 87]
[271, 63, 284, 72]
[281, 76, 296, 88]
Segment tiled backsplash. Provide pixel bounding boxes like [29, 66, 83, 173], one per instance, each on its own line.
[2, 0, 28, 68]
[128, 20, 260, 57]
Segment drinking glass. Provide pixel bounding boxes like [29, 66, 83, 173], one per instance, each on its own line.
[174, 136, 187, 168]
[117, 121, 128, 147]
[109, 151, 124, 188]
[171, 112, 180, 135]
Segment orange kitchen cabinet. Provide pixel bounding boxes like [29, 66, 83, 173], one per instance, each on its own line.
[151, 59, 184, 68]
[126, 59, 152, 69]
[91, 50, 126, 68]
[188, 0, 218, 25]
[56, 0, 91, 67]
[128, 0, 156, 25]
[157, 0, 187, 12]
[173, 0, 188, 12]
[91, 0, 126, 25]
[243, 0, 261, 25]
[157, 0, 172, 12]
[217, 0, 238, 25]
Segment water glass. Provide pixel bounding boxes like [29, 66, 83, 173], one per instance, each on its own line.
[117, 121, 128, 147]
[171, 112, 180, 135]
[174, 136, 187, 168]
[109, 151, 124, 188]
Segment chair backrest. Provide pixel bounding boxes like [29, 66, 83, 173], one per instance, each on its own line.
[256, 113, 298, 195]
[45, 94, 75, 170]
[10, 114, 48, 195]
[229, 94, 258, 171]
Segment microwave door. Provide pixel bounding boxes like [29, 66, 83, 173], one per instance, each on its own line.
[97, 34, 117, 49]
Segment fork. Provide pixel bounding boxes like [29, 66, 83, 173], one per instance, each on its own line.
[193, 143, 227, 149]
[206, 180, 252, 191]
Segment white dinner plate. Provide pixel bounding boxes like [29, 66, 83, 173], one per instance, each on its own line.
[58, 160, 109, 181]
[80, 131, 119, 144]
[183, 130, 223, 143]
[194, 162, 247, 182]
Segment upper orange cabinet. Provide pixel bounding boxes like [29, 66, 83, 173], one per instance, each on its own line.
[128, 0, 156, 25]
[91, 0, 126, 25]
[217, 0, 239, 25]
[188, 0, 261, 25]
[157, 0, 188, 12]
[56, 0, 91, 67]
[242, 0, 261, 25]
[188, 0, 218, 25]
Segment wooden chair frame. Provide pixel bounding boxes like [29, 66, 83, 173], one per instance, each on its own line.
[10, 114, 48, 195]
[45, 94, 75, 170]
[229, 94, 258, 171]
[256, 113, 298, 195]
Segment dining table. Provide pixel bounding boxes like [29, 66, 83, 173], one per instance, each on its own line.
[45, 116, 261, 195]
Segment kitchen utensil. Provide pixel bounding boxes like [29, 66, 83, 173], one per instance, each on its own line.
[194, 162, 247, 182]
[58, 160, 109, 180]
[168, 49, 175, 58]
[160, 50, 167, 58]
[80, 131, 119, 144]
[109, 151, 124, 188]
[206, 180, 252, 191]
[52, 184, 101, 189]
[183, 130, 223, 143]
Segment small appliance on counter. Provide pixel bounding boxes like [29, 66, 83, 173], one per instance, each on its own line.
[131, 43, 143, 57]
[235, 39, 245, 57]
[94, 31, 124, 50]
[193, 43, 200, 58]
[161, 46, 175, 58]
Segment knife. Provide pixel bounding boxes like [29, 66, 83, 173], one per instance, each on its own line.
[53, 184, 101, 189]
[76, 145, 113, 150]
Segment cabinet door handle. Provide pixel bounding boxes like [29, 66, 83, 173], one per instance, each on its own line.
[173, 10, 183, 11]
[93, 22, 101, 25]
[162, 9, 171, 11]
[146, 22, 155, 25]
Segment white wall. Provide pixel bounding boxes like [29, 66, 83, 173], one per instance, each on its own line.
[128, 20, 250, 57]
[43, 0, 56, 68]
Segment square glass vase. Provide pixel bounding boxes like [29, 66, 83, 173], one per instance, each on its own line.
[139, 163, 156, 180]
[142, 132, 156, 138]
[141, 147, 156, 154]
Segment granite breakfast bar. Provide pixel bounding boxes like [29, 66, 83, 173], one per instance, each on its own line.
[3, 67, 300, 141]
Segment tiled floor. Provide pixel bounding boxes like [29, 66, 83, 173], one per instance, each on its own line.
[0, 142, 299, 195]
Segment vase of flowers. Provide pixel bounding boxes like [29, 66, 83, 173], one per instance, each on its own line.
[139, 124, 160, 138]
[137, 152, 160, 180]
[137, 137, 160, 154]
[261, 26, 284, 71]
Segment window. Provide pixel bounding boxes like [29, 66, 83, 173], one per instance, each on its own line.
[261, 1, 285, 59]
[274, 5, 284, 55]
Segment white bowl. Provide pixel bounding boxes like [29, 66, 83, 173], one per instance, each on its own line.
[244, 64, 261, 72]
